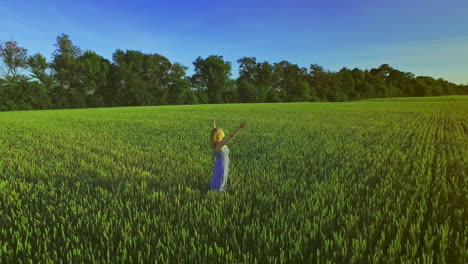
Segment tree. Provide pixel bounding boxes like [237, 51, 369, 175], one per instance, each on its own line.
[2, 33, 468, 111]
[167, 63, 196, 105]
[110, 49, 177, 106]
[0, 75, 34, 110]
[370, 64, 391, 80]
[398, 71, 416, 97]
[272, 61, 310, 102]
[0, 40, 32, 110]
[0, 40, 28, 79]
[28, 53, 54, 86]
[237, 57, 257, 103]
[237, 57, 274, 103]
[51, 33, 83, 108]
[309, 64, 330, 101]
[413, 77, 432, 96]
[337, 68, 356, 100]
[111, 49, 153, 106]
[0, 78, 5, 110]
[23, 80, 50, 110]
[77, 51, 111, 107]
[255, 61, 276, 102]
[27, 53, 54, 109]
[328, 71, 347, 102]
[0, 40, 48, 110]
[349, 67, 366, 99]
[368, 66, 389, 98]
[236, 77, 255, 103]
[143, 53, 172, 105]
[223, 78, 238, 103]
[192, 56, 231, 104]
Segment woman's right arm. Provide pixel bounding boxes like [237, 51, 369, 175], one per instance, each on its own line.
[217, 122, 248, 148]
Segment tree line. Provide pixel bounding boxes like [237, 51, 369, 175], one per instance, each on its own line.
[1, 34, 466, 111]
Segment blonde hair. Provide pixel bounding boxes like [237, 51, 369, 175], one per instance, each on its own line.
[210, 128, 225, 150]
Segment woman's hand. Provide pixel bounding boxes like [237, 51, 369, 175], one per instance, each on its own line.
[212, 119, 216, 128]
[239, 122, 248, 129]
[218, 122, 248, 147]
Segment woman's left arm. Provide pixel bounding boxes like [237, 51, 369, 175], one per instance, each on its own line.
[212, 119, 216, 129]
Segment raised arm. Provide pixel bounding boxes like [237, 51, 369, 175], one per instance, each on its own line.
[217, 122, 248, 148]
[212, 119, 216, 129]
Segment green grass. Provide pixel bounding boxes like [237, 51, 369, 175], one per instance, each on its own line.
[0, 96, 467, 263]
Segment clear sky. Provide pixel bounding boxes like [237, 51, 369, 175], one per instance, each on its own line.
[1, 0, 467, 84]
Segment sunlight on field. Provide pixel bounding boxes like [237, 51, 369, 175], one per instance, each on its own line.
[0, 96, 467, 263]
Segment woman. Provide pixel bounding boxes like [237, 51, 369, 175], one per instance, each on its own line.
[210, 119, 248, 192]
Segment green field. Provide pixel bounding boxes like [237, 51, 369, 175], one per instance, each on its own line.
[0, 96, 467, 263]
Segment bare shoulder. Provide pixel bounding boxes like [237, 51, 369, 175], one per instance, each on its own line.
[215, 143, 226, 151]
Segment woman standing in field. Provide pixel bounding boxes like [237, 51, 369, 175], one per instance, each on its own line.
[210, 120, 248, 192]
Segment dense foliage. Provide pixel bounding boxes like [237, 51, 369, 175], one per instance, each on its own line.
[1, 35, 467, 111]
[0, 96, 467, 263]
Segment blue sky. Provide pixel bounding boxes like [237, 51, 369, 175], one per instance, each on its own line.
[1, 0, 467, 84]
